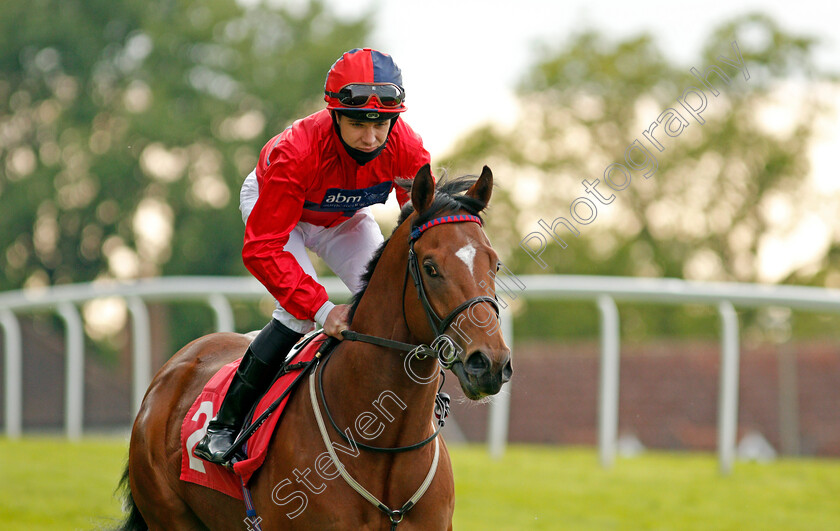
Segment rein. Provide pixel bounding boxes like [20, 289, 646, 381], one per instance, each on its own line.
[317, 345, 449, 453]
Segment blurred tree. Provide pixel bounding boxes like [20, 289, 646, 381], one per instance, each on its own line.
[0, 0, 369, 292]
[442, 14, 838, 340]
[0, 0, 371, 352]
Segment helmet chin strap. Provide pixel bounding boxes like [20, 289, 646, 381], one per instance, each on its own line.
[331, 111, 399, 166]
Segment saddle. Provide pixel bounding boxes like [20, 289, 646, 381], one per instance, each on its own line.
[179, 329, 335, 499]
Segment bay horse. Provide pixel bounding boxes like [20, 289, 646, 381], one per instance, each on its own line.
[120, 164, 512, 530]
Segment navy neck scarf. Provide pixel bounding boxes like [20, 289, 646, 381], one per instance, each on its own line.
[333, 115, 399, 166]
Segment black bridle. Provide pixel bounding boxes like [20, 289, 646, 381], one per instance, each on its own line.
[342, 213, 499, 367]
[310, 213, 504, 530]
[407, 216, 499, 346]
[406, 214, 500, 372]
[319, 213, 501, 454]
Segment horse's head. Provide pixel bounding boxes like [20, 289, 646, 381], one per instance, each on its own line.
[403, 164, 513, 399]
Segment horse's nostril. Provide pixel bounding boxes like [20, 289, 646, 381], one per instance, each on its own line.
[502, 359, 513, 383]
[464, 351, 490, 375]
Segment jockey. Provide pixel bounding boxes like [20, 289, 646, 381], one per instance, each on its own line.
[194, 48, 431, 464]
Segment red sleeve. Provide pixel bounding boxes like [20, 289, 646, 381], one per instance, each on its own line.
[242, 140, 328, 321]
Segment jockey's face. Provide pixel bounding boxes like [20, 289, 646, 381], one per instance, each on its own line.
[336, 114, 391, 152]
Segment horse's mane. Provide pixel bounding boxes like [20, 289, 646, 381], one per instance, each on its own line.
[346, 172, 487, 323]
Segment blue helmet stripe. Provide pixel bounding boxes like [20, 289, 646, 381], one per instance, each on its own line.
[371, 50, 403, 86]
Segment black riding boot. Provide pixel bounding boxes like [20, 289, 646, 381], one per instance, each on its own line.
[193, 319, 303, 465]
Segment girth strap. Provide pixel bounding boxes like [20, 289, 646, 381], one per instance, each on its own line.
[309, 362, 440, 529]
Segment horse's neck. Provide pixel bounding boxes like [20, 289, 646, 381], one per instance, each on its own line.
[324, 233, 440, 447]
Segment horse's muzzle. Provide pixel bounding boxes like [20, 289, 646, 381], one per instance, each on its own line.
[453, 348, 513, 399]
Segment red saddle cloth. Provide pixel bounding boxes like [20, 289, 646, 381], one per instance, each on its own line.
[179, 335, 321, 499]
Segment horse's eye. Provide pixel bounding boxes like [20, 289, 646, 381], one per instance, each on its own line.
[424, 263, 439, 278]
[496, 261, 502, 272]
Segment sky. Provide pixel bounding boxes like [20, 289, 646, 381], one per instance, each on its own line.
[324, 0, 840, 158]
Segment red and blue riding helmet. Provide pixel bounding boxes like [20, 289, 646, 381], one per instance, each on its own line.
[324, 48, 407, 120]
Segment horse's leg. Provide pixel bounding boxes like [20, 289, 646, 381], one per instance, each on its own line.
[128, 453, 208, 530]
[129, 334, 249, 530]
[129, 355, 210, 529]
[129, 420, 210, 528]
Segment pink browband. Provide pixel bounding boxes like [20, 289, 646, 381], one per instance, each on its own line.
[410, 215, 483, 241]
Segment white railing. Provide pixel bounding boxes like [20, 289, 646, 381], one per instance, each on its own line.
[2, 275, 840, 475]
[0, 277, 348, 441]
[495, 275, 840, 474]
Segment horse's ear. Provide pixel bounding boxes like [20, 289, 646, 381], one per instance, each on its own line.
[466, 165, 493, 209]
[411, 163, 435, 214]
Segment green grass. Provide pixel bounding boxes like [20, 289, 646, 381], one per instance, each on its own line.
[450, 446, 840, 530]
[1, 438, 839, 530]
[0, 436, 129, 530]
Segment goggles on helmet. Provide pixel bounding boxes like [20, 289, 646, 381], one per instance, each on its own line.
[325, 83, 405, 108]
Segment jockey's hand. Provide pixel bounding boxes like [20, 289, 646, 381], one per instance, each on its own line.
[323, 304, 351, 340]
